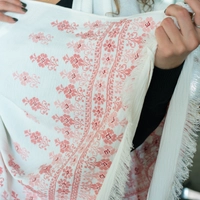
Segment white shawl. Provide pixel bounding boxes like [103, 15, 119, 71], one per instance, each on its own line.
[0, 1, 199, 200]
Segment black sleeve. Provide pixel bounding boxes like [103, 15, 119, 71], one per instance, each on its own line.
[132, 63, 184, 150]
[56, 0, 73, 8]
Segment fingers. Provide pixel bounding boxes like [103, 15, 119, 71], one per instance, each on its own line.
[160, 17, 183, 45]
[0, 0, 27, 23]
[165, 4, 199, 51]
[185, 0, 200, 28]
[165, 4, 195, 36]
[0, 0, 22, 7]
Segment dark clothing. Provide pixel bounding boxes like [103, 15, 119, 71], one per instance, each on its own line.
[56, 0, 183, 149]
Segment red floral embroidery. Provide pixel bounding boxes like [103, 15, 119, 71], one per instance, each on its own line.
[8, 155, 25, 176]
[11, 191, 20, 200]
[53, 114, 74, 127]
[29, 32, 53, 44]
[140, 17, 157, 32]
[103, 39, 116, 52]
[62, 166, 73, 179]
[67, 40, 86, 53]
[56, 84, 77, 99]
[14, 142, 30, 161]
[99, 67, 109, 78]
[98, 145, 116, 157]
[39, 164, 52, 175]
[51, 20, 78, 33]
[67, 69, 81, 83]
[91, 119, 100, 130]
[76, 30, 96, 39]
[102, 53, 114, 66]
[93, 106, 104, 118]
[30, 53, 58, 71]
[91, 183, 102, 195]
[96, 159, 112, 170]
[108, 27, 120, 38]
[94, 80, 106, 93]
[55, 139, 71, 153]
[93, 93, 105, 105]
[22, 97, 50, 115]
[28, 174, 40, 187]
[70, 54, 85, 68]
[13, 71, 40, 88]
[101, 128, 117, 144]
[24, 130, 50, 150]
[54, 99, 75, 114]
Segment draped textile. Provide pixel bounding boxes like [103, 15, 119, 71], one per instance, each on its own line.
[0, 1, 199, 200]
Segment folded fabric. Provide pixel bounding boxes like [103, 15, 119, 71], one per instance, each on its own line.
[0, 1, 199, 200]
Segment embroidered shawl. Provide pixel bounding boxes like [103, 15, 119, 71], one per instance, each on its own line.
[0, 1, 199, 200]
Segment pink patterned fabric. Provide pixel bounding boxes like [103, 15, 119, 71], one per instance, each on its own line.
[0, 2, 163, 199]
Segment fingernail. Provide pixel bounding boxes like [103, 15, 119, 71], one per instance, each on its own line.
[12, 18, 18, 22]
[21, 7, 28, 12]
[21, 1, 27, 7]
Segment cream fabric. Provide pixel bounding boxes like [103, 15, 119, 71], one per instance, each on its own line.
[0, 1, 199, 200]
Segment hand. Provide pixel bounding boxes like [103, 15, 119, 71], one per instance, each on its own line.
[0, 0, 27, 23]
[154, 0, 200, 69]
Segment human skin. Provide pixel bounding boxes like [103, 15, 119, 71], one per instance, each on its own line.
[0, 0, 200, 69]
[155, 0, 200, 69]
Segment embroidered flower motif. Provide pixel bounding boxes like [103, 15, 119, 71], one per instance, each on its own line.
[24, 130, 50, 150]
[94, 80, 106, 93]
[91, 183, 102, 195]
[96, 159, 112, 170]
[57, 20, 70, 31]
[55, 139, 71, 153]
[66, 69, 81, 84]
[29, 174, 40, 187]
[93, 93, 105, 105]
[101, 128, 117, 144]
[22, 97, 50, 115]
[52, 114, 74, 127]
[29, 32, 53, 44]
[70, 54, 85, 68]
[102, 53, 114, 66]
[18, 72, 30, 85]
[29, 97, 41, 111]
[77, 30, 95, 39]
[60, 114, 74, 127]
[108, 27, 120, 38]
[13, 71, 40, 88]
[58, 179, 71, 189]
[8, 155, 25, 176]
[98, 145, 116, 157]
[99, 67, 109, 78]
[91, 119, 100, 130]
[39, 164, 52, 175]
[36, 53, 50, 68]
[60, 99, 74, 113]
[30, 131, 42, 144]
[72, 40, 86, 53]
[93, 106, 104, 118]
[51, 20, 78, 33]
[64, 84, 77, 98]
[30, 53, 58, 71]
[141, 17, 156, 32]
[14, 142, 30, 161]
[103, 39, 116, 52]
[62, 166, 73, 179]
[107, 112, 119, 128]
